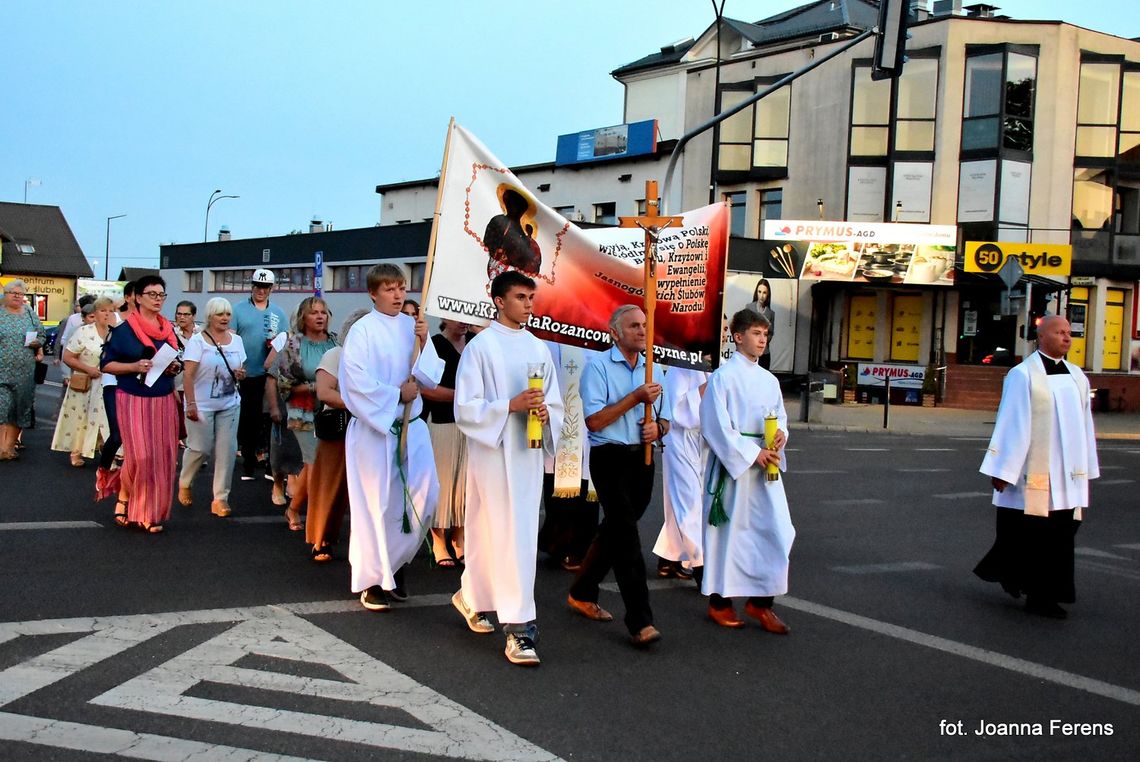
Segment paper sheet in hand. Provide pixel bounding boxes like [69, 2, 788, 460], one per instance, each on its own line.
[270, 331, 288, 352]
[24, 331, 38, 346]
[144, 343, 180, 387]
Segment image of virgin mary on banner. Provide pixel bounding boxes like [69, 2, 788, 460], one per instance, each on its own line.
[425, 124, 728, 370]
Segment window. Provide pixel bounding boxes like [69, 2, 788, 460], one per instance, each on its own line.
[408, 263, 427, 292]
[725, 191, 747, 236]
[895, 58, 938, 152]
[635, 199, 647, 216]
[851, 67, 891, 157]
[185, 271, 203, 292]
[1121, 70, 1140, 160]
[213, 269, 254, 292]
[593, 202, 616, 225]
[961, 47, 1037, 155]
[333, 265, 368, 292]
[758, 188, 783, 231]
[553, 205, 576, 219]
[715, 78, 791, 179]
[1076, 63, 1119, 158]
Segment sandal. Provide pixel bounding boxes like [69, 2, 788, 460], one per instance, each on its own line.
[143, 523, 164, 534]
[70, 453, 86, 468]
[312, 545, 333, 563]
[114, 499, 130, 527]
[271, 486, 287, 506]
[284, 508, 303, 531]
[435, 556, 457, 568]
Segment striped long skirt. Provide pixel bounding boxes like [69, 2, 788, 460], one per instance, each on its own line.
[428, 421, 467, 529]
[117, 390, 179, 527]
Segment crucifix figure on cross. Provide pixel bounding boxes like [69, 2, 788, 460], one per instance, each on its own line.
[618, 179, 684, 465]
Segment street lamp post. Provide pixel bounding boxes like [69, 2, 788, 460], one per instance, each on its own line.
[105, 214, 126, 281]
[204, 189, 239, 242]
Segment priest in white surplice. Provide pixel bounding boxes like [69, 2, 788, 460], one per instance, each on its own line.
[340, 264, 444, 612]
[699, 309, 794, 633]
[652, 364, 710, 582]
[975, 315, 1098, 619]
[452, 271, 564, 667]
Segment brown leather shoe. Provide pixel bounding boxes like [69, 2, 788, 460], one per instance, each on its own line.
[567, 594, 613, 622]
[745, 602, 790, 634]
[708, 604, 745, 628]
[629, 625, 661, 647]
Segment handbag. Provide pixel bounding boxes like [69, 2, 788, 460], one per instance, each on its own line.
[68, 372, 91, 393]
[314, 405, 351, 441]
[34, 361, 48, 385]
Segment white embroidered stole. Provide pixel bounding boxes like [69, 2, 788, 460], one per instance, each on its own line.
[553, 345, 596, 501]
[1025, 353, 1087, 520]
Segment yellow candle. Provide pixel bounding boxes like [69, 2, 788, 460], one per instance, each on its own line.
[527, 364, 544, 449]
[764, 412, 780, 482]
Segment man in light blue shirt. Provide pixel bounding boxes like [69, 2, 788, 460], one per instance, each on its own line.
[230, 268, 289, 479]
[568, 304, 672, 648]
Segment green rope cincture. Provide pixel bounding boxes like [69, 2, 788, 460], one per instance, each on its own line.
[705, 432, 764, 527]
[389, 418, 415, 534]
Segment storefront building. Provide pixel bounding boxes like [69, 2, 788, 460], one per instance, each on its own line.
[0, 202, 93, 326]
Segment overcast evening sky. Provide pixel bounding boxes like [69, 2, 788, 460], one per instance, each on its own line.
[2, 0, 1135, 278]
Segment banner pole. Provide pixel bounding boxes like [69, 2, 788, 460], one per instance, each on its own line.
[399, 117, 455, 461]
[642, 180, 658, 466]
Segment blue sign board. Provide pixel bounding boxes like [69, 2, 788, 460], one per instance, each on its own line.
[314, 250, 323, 296]
[555, 119, 658, 166]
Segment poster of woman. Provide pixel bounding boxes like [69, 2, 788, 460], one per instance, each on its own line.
[719, 273, 797, 372]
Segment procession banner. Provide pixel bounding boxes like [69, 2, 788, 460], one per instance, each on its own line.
[424, 124, 728, 369]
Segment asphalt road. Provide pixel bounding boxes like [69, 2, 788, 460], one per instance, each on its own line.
[1, 383, 1137, 761]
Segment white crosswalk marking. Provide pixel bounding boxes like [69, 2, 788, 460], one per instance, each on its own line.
[0, 605, 559, 761]
[0, 521, 102, 531]
[831, 561, 941, 574]
[932, 491, 992, 499]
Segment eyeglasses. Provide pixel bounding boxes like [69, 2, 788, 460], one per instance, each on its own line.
[175, 312, 194, 317]
[6, 291, 26, 297]
[141, 291, 167, 299]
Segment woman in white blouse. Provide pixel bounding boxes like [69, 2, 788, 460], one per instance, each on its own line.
[178, 298, 247, 517]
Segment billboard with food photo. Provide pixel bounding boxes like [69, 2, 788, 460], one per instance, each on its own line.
[761, 220, 958, 287]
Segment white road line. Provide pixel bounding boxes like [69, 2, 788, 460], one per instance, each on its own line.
[0, 712, 313, 762]
[914, 448, 955, 452]
[932, 491, 992, 499]
[845, 448, 889, 452]
[779, 596, 1140, 707]
[898, 468, 951, 473]
[822, 498, 885, 506]
[231, 516, 290, 525]
[795, 469, 847, 474]
[1076, 560, 1140, 583]
[951, 437, 991, 441]
[1099, 465, 1124, 470]
[0, 521, 101, 531]
[1095, 479, 1135, 486]
[1114, 543, 1140, 551]
[1074, 547, 1130, 561]
[831, 561, 941, 574]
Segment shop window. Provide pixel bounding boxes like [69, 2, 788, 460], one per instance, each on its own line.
[890, 294, 923, 363]
[1103, 288, 1125, 370]
[1067, 287, 1089, 368]
[846, 294, 877, 360]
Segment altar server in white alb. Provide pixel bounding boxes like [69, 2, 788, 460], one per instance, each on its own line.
[452, 271, 564, 666]
[340, 264, 444, 612]
[652, 363, 711, 582]
[975, 315, 1098, 619]
[699, 308, 793, 633]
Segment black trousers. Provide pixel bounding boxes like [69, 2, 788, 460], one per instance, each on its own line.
[538, 474, 600, 562]
[974, 507, 1080, 604]
[570, 444, 655, 635]
[237, 375, 268, 476]
[98, 386, 120, 470]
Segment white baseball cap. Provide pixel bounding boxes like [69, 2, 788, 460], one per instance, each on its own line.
[251, 268, 276, 286]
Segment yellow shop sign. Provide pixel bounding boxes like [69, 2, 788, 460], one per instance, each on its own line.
[964, 242, 1071, 276]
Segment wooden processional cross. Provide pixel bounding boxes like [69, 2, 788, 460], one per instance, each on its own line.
[618, 180, 683, 465]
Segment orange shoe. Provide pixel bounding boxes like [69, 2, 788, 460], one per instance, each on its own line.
[708, 603, 745, 628]
[744, 602, 790, 634]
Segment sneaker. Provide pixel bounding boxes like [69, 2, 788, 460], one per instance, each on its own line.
[451, 590, 494, 634]
[504, 634, 540, 666]
[360, 586, 391, 612]
[264, 473, 275, 482]
[240, 472, 256, 481]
